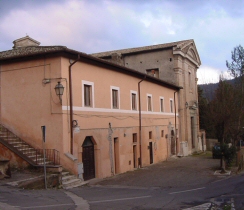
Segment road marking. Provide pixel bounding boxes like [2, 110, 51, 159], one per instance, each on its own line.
[14, 203, 75, 209]
[89, 195, 152, 203]
[182, 202, 211, 210]
[169, 187, 205, 195]
[14, 195, 152, 209]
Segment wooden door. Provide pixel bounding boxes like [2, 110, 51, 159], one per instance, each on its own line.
[149, 142, 153, 164]
[82, 137, 95, 181]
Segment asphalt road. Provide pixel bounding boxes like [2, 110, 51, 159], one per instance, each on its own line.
[1, 153, 244, 210]
[69, 175, 244, 209]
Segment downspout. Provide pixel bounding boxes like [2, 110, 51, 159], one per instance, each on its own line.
[138, 76, 146, 167]
[69, 54, 80, 154]
[174, 91, 177, 155]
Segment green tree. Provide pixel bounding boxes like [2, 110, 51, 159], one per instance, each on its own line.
[226, 45, 244, 78]
[198, 86, 215, 138]
[209, 79, 235, 143]
[226, 45, 244, 143]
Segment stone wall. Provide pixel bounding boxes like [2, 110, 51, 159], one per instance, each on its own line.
[0, 143, 30, 169]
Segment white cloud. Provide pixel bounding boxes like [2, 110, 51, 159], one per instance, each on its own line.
[0, 0, 243, 75]
[197, 66, 233, 84]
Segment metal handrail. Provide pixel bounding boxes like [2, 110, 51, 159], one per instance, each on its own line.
[0, 124, 60, 165]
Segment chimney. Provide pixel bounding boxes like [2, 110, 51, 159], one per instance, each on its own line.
[13, 36, 40, 49]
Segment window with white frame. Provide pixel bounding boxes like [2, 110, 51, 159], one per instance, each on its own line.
[170, 99, 173, 113]
[131, 90, 137, 110]
[147, 94, 153, 111]
[82, 80, 94, 107]
[111, 86, 120, 109]
[160, 97, 164, 112]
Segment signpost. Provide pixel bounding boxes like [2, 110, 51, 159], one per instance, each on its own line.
[41, 126, 47, 189]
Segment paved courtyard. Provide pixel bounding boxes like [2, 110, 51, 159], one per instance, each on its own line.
[90, 152, 236, 189]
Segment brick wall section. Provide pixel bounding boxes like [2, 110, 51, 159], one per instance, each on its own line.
[0, 143, 30, 169]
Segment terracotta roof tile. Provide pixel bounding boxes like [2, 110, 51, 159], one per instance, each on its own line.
[91, 39, 193, 57]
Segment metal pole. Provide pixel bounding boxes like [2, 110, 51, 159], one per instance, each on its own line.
[41, 126, 47, 190]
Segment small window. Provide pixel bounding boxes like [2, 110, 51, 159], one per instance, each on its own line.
[131, 91, 137, 110]
[161, 130, 164, 137]
[84, 85, 92, 107]
[147, 94, 152, 111]
[112, 89, 118, 109]
[149, 131, 152, 139]
[82, 80, 94, 107]
[146, 69, 159, 78]
[160, 97, 164, 112]
[133, 133, 137, 143]
[189, 71, 192, 88]
[111, 86, 120, 109]
[170, 99, 173, 113]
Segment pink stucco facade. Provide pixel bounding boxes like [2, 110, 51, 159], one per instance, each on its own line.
[0, 37, 181, 180]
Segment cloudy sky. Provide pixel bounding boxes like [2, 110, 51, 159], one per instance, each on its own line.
[0, 0, 243, 84]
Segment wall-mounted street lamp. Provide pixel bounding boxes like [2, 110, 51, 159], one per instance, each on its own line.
[54, 81, 64, 104]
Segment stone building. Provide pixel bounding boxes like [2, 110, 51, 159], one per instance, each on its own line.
[92, 40, 202, 155]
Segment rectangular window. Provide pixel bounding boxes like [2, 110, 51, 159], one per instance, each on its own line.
[147, 94, 152, 111]
[84, 85, 91, 107]
[112, 89, 118, 109]
[189, 71, 192, 89]
[133, 133, 137, 143]
[82, 80, 94, 108]
[160, 97, 164, 112]
[149, 131, 152, 139]
[132, 93, 136, 110]
[111, 86, 120, 109]
[161, 130, 164, 137]
[170, 99, 173, 113]
[146, 69, 159, 78]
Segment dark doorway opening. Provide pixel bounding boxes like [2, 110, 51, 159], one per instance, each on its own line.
[149, 142, 153, 164]
[114, 138, 119, 174]
[82, 136, 95, 181]
[171, 130, 175, 155]
[191, 117, 195, 149]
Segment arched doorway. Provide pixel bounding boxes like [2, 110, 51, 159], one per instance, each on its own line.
[82, 136, 95, 181]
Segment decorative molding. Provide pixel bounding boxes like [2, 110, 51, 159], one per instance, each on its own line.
[62, 105, 179, 116]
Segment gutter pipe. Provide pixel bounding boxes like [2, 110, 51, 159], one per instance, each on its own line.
[138, 76, 146, 167]
[69, 54, 80, 154]
[174, 91, 177, 155]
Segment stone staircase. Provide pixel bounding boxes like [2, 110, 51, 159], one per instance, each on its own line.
[0, 124, 60, 167]
[0, 124, 86, 189]
[62, 171, 86, 189]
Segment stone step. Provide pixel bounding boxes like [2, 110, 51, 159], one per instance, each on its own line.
[62, 175, 76, 182]
[26, 154, 42, 158]
[61, 171, 85, 189]
[9, 141, 25, 145]
[1, 137, 19, 142]
[13, 144, 29, 149]
[0, 124, 59, 168]
[62, 178, 83, 189]
[64, 181, 88, 190]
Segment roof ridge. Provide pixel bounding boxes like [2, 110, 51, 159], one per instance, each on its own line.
[91, 39, 194, 57]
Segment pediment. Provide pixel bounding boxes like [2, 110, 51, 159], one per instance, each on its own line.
[173, 40, 201, 67]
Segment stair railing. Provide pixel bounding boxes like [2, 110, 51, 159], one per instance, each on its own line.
[0, 124, 60, 166]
